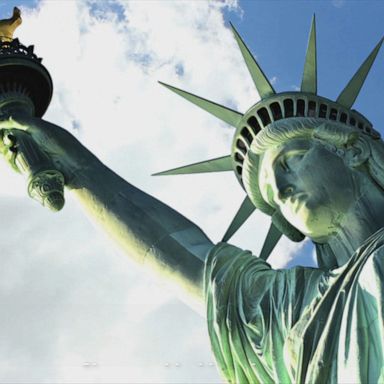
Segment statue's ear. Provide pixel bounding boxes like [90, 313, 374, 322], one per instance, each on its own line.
[345, 136, 371, 168]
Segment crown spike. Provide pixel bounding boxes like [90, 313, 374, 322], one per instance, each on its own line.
[301, 14, 317, 94]
[230, 23, 276, 99]
[259, 223, 283, 261]
[159, 82, 243, 127]
[222, 196, 255, 242]
[153, 155, 232, 176]
[336, 37, 383, 108]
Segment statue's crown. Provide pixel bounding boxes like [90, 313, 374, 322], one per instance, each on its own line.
[156, 16, 383, 258]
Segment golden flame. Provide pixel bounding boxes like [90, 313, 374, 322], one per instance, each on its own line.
[0, 7, 22, 43]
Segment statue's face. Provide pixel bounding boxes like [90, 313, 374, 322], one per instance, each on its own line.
[258, 138, 359, 242]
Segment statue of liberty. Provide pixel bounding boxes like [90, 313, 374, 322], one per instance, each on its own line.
[0, 8, 383, 383]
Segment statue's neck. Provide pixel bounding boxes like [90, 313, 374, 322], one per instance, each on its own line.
[318, 176, 384, 268]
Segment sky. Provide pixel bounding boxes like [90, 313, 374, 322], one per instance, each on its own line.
[0, 0, 383, 383]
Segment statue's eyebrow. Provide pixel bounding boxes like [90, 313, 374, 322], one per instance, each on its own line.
[271, 149, 287, 169]
[271, 141, 311, 168]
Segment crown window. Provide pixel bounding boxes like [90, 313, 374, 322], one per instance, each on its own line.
[247, 116, 261, 134]
[296, 99, 305, 117]
[340, 112, 348, 123]
[319, 103, 327, 118]
[236, 139, 247, 154]
[270, 102, 283, 121]
[241, 127, 253, 145]
[235, 152, 244, 163]
[330, 108, 338, 120]
[308, 101, 316, 117]
[257, 107, 271, 126]
[283, 99, 294, 117]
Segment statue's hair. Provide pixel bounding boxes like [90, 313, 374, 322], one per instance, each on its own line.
[252, 117, 359, 153]
[242, 117, 384, 264]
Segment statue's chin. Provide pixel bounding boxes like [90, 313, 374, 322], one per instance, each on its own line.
[281, 202, 340, 244]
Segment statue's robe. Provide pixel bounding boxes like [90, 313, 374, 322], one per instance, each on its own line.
[205, 229, 384, 383]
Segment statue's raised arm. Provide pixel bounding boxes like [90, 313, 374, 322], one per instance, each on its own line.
[0, 7, 217, 308]
[0, 113, 214, 306]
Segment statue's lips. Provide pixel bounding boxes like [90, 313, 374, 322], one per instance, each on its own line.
[288, 193, 308, 213]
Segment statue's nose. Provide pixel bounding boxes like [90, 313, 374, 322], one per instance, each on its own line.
[268, 165, 298, 205]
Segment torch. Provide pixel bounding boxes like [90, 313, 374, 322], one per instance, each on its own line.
[0, 7, 65, 211]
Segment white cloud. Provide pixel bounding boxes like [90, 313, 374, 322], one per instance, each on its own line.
[332, 0, 346, 9]
[269, 75, 278, 85]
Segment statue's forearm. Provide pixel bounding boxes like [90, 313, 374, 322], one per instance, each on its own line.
[67, 158, 213, 304]
[1, 111, 213, 308]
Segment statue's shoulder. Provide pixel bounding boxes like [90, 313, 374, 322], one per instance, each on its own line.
[205, 241, 325, 294]
[206, 241, 270, 270]
[205, 242, 274, 293]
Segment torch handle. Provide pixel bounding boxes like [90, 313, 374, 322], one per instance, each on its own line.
[3, 130, 65, 211]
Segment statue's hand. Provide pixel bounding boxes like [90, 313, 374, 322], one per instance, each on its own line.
[0, 112, 98, 210]
[0, 112, 97, 181]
